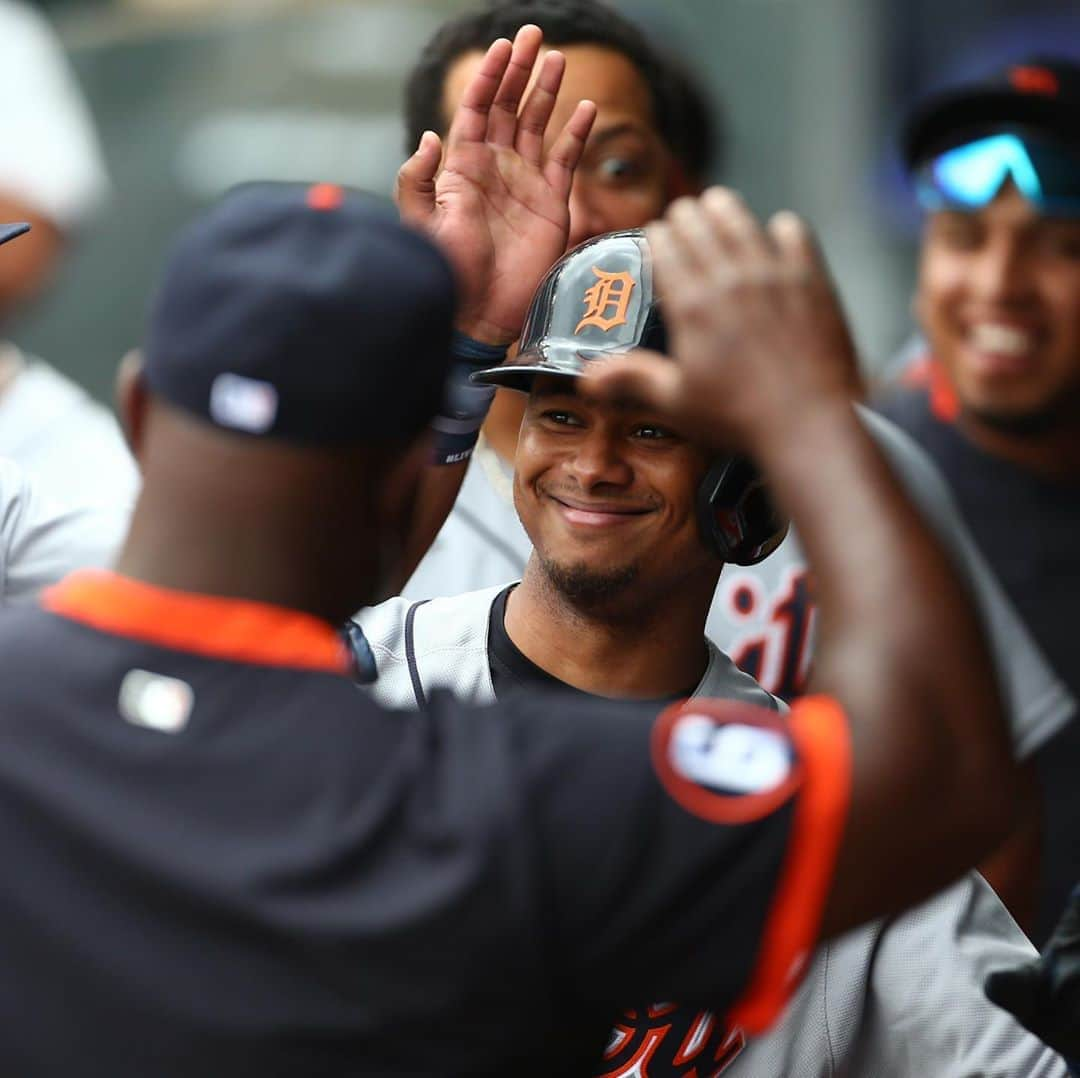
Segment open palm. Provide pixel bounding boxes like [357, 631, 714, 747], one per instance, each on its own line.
[396, 26, 596, 345]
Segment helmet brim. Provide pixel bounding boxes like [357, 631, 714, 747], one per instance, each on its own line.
[470, 345, 607, 393]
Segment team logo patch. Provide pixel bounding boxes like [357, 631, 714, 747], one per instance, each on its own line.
[651, 699, 800, 823]
[118, 669, 194, 734]
[575, 266, 636, 333]
[210, 372, 279, 434]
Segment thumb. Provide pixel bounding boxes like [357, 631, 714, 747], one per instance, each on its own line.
[395, 131, 442, 224]
[581, 351, 683, 413]
[985, 962, 1045, 1025]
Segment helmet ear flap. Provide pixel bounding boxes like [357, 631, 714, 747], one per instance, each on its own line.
[696, 456, 789, 565]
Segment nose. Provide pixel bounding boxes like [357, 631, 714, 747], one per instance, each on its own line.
[969, 234, 1037, 307]
[567, 427, 633, 490]
[567, 180, 606, 251]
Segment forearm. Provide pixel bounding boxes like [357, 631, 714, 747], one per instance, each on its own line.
[745, 397, 1017, 933]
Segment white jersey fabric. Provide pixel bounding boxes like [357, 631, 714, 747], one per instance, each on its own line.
[358, 586, 1066, 1078]
[0, 457, 124, 604]
[403, 409, 1073, 757]
[360, 584, 783, 714]
[0, 353, 139, 509]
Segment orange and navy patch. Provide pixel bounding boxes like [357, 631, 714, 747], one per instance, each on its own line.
[651, 698, 801, 824]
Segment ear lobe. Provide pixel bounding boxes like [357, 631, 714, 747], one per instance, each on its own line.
[114, 349, 148, 458]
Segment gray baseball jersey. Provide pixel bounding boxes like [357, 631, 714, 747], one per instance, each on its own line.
[0, 353, 139, 509]
[402, 409, 1073, 756]
[357, 586, 1066, 1077]
[0, 457, 125, 604]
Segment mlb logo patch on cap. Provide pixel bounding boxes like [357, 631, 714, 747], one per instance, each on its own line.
[210, 373, 279, 434]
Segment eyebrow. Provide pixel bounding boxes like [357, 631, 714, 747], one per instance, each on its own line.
[587, 121, 654, 148]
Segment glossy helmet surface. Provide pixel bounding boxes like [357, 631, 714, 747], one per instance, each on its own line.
[473, 229, 787, 565]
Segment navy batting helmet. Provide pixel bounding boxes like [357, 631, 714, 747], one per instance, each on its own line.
[473, 230, 787, 566]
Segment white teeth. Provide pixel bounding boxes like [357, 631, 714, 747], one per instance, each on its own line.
[970, 324, 1035, 356]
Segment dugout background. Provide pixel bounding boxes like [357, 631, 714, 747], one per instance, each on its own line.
[14, 0, 1080, 405]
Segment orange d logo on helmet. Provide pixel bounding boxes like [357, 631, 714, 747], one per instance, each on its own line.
[575, 266, 637, 333]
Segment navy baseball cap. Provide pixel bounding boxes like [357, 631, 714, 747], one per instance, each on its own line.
[143, 182, 457, 446]
[903, 56, 1080, 167]
[0, 222, 30, 246]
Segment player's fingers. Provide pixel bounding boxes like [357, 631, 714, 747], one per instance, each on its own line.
[581, 350, 682, 413]
[663, 196, 724, 273]
[702, 186, 775, 263]
[543, 99, 597, 199]
[394, 131, 442, 222]
[446, 37, 513, 147]
[515, 49, 565, 165]
[647, 218, 703, 302]
[767, 210, 826, 280]
[488, 24, 544, 148]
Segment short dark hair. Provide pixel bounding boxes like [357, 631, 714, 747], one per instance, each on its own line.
[403, 0, 721, 182]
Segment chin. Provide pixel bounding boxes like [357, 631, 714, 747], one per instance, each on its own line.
[538, 554, 640, 610]
[963, 398, 1073, 438]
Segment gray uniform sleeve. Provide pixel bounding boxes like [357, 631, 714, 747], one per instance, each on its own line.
[0, 459, 125, 605]
[857, 407, 1075, 757]
[830, 873, 1069, 1077]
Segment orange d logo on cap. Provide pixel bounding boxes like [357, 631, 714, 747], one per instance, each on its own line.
[575, 266, 636, 334]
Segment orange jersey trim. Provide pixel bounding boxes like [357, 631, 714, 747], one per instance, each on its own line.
[726, 694, 852, 1034]
[43, 570, 351, 675]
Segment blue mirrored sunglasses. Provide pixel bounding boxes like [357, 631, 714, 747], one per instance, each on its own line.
[914, 133, 1080, 216]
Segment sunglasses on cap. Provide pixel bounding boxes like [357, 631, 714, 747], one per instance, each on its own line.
[914, 132, 1080, 216]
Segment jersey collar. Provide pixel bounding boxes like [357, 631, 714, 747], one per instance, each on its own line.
[43, 570, 351, 674]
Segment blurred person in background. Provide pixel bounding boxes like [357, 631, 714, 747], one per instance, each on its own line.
[875, 56, 1080, 945]
[0, 224, 124, 604]
[0, 1, 137, 508]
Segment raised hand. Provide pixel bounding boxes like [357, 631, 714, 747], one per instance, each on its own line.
[582, 188, 860, 451]
[395, 24, 596, 345]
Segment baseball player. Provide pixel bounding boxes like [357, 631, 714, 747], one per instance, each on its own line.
[357, 227, 1066, 1077]
[398, 1, 1072, 755]
[0, 34, 1023, 1074]
[874, 54, 1080, 944]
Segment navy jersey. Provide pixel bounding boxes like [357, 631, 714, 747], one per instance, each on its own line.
[0, 571, 848, 1076]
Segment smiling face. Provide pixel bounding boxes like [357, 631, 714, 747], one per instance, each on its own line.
[915, 182, 1080, 436]
[513, 375, 720, 610]
[442, 44, 679, 251]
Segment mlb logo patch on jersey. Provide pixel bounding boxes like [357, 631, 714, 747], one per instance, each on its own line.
[651, 698, 801, 823]
[118, 669, 194, 734]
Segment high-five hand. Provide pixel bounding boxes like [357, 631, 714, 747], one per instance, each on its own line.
[395, 24, 597, 345]
[583, 188, 859, 450]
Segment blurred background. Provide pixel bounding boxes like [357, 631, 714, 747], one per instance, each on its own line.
[13, 0, 1080, 403]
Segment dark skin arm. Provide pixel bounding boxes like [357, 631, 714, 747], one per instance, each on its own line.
[584, 188, 1018, 937]
[390, 25, 597, 587]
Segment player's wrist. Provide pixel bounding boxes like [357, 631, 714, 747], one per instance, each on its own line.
[454, 316, 518, 349]
[429, 332, 505, 466]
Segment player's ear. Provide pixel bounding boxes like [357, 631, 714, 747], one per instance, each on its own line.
[114, 348, 149, 459]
